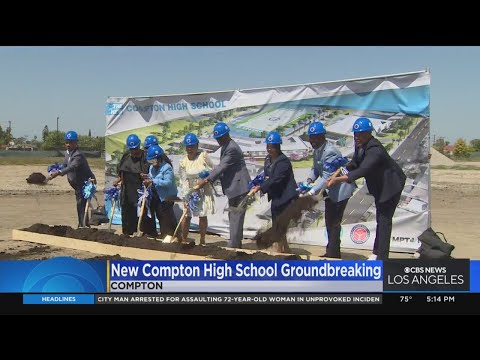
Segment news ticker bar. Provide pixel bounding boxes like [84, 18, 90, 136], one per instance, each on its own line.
[4, 293, 479, 315]
[23, 294, 383, 305]
[17, 293, 470, 305]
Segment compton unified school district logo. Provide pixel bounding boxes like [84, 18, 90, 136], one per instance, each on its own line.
[350, 224, 370, 244]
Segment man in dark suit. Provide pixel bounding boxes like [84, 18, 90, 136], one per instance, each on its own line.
[49, 130, 96, 228]
[327, 117, 406, 260]
[197, 122, 251, 248]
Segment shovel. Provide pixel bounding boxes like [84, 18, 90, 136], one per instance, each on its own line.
[108, 198, 117, 231]
[108, 182, 121, 231]
[134, 184, 151, 237]
[82, 178, 96, 228]
[83, 198, 91, 228]
[163, 208, 188, 243]
[162, 183, 201, 243]
[299, 167, 343, 198]
[225, 188, 256, 213]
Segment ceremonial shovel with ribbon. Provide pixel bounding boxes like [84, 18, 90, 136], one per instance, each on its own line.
[225, 171, 266, 213]
[104, 185, 121, 230]
[82, 178, 97, 227]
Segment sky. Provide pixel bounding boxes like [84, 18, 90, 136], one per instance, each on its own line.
[0, 46, 478, 143]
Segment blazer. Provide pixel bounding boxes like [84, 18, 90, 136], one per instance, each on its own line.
[60, 148, 95, 191]
[149, 161, 178, 202]
[346, 137, 406, 204]
[260, 153, 298, 209]
[309, 141, 356, 203]
[207, 138, 251, 198]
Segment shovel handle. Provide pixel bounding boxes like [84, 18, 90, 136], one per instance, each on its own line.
[108, 199, 116, 230]
[83, 199, 90, 228]
[136, 184, 152, 236]
[171, 209, 188, 240]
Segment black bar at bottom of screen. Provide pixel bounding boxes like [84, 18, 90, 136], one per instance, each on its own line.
[0, 293, 478, 315]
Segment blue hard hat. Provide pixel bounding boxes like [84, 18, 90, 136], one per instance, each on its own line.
[308, 122, 326, 136]
[213, 122, 230, 139]
[183, 133, 199, 146]
[64, 131, 78, 141]
[126, 134, 141, 149]
[144, 135, 159, 149]
[352, 117, 374, 133]
[265, 131, 282, 144]
[146, 144, 164, 161]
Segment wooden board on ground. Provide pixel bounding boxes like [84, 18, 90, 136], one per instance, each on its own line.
[11, 230, 208, 260]
[11, 229, 333, 260]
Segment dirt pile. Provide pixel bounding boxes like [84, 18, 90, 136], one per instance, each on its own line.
[255, 196, 319, 249]
[23, 224, 301, 260]
[430, 147, 455, 166]
[26, 172, 47, 184]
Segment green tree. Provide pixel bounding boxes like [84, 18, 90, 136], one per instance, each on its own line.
[453, 138, 470, 159]
[42, 125, 49, 141]
[433, 137, 445, 153]
[470, 139, 480, 152]
[164, 122, 170, 133]
[88, 129, 92, 137]
[42, 131, 65, 150]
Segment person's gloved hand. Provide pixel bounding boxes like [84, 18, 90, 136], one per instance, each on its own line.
[49, 170, 60, 179]
[297, 181, 313, 193]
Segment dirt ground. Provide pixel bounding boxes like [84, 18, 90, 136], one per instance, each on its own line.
[0, 164, 479, 260]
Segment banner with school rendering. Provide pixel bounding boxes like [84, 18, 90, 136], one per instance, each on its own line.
[104, 70, 431, 252]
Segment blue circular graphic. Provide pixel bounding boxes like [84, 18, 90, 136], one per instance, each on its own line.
[22, 257, 105, 293]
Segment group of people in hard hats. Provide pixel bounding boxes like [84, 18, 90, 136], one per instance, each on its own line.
[50, 117, 406, 259]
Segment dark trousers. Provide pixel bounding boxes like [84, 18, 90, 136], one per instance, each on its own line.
[324, 197, 349, 258]
[121, 201, 158, 236]
[121, 202, 138, 235]
[373, 192, 402, 260]
[150, 197, 177, 238]
[227, 193, 248, 248]
[75, 189, 89, 228]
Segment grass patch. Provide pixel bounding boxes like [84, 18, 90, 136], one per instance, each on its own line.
[0, 157, 106, 168]
[292, 159, 313, 168]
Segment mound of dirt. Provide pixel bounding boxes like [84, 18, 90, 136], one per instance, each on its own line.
[22, 224, 301, 260]
[26, 172, 47, 184]
[430, 147, 455, 166]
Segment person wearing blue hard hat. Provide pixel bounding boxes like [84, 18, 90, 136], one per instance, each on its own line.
[178, 133, 215, 244]
[142, 144, 178, 239]
[251, 131, 298, 253]
[48, 130, 96, 228]
[196, 122, 251, 248]
[212, 122, 230, 139]
[144, 135, 159, 150]
[112, 133, 154, 236]
[304, 121, 356, 259]
[327, 117, 406, 260]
